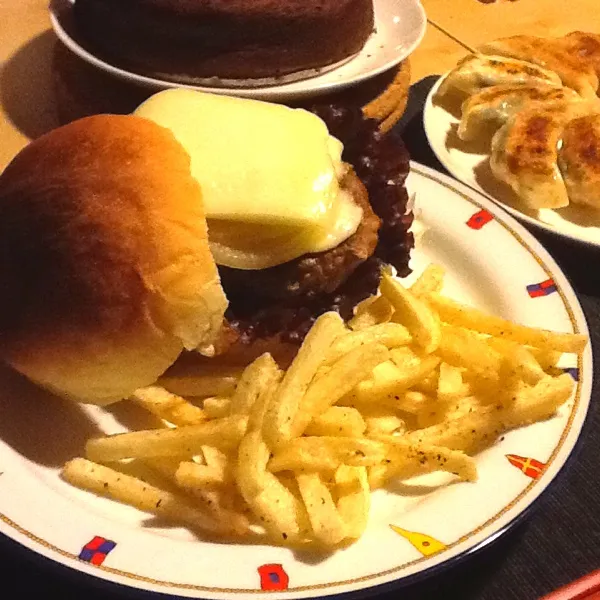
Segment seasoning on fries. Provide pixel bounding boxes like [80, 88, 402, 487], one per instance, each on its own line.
[62, 263, 586, 549]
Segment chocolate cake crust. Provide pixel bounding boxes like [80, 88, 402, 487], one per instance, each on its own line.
[73, 0, 375, 82]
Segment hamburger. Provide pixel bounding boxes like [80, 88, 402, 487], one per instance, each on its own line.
[0, 90, 412, 404]
[133, 90, 413, 365]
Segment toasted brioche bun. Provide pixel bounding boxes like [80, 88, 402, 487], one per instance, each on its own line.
[0, 115, 227, 405]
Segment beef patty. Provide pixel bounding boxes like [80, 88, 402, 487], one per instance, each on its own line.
[218, 168, 379, 302]
[220, 105, 414, 348]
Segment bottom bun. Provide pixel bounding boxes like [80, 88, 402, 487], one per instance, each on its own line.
[9, 325, 184, 407]
[160, 340, 297, 400]
[168, 337, 298, 377]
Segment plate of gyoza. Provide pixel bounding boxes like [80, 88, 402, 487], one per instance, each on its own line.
[424, 31, 600, 247]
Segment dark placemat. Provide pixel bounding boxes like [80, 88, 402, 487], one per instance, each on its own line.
[0, 76, 598, 600]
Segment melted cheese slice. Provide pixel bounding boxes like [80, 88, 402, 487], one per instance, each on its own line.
[134, 89, 362, 269]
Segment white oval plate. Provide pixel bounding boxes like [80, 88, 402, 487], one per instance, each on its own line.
[423, 75, 600, 248]
[0, 163, 591, 599]
[49, 0, 427, 102]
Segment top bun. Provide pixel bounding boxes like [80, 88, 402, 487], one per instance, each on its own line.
[0, 115, 227, 405]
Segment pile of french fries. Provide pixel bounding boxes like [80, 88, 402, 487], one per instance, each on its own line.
[62, 264, 587, 548]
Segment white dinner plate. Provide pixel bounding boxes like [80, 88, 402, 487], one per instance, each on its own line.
[423, 75, 600, 248]
[0, 163, 591, 599]
[49, 0, 427, 102]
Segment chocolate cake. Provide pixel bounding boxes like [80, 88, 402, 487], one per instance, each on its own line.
[73, 0, 375, 84]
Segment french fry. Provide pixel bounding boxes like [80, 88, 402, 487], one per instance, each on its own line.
[365, 465, 388, 492]
[340, 361, 401, 407]
[406, 373, 574, 453]
[144, 454, 251, 536]
[236, 430, 272, 498]
[86, 416, 247, 462]
[247, 373, 282, 433]
[223, 360, 284, 524]
[236, 381, 282, 497]
[62, 458, 244, 537]
[247, 478, 311, 545]
[367, 439, 478, 489]
[203, 397, 232, 419]
[390, 439, 479, 482]
[175, 449, 233, 487]
[141, 456, 185, 480]
[412, 370, 439, 394]
[343, 353, 440, 407]
[410, 264, 446, 297]
[363, 409, 406, 435]
[349, 295, 394, 331]
[415, 407, 442, 429]
[131, 386, 206, 426]
[501, 373, 575, 427]
[405, 405, 498, 455]
[390, 347, 441, 380]
[291, 342, 389, 438]
[202, 445, 229, 471]
[262, 312, 346, 449]
[427, 293, 588, 353]
[390, 350, 441, 389]
[228, 353, 281, 417]
[437, 324, 503, 380]
[528, 346, 563, 371]
[395, 390, 433, 415]
[304, 407, 367, 437]
[297, 472, 347, 545]
[189, 486, 252, 537]
[437, 362, 468, 402]
[62, 260, 586, 550]
[157, 372, 240, 398]
[325, 323, 410, 365]
[335, 465, 370, 539]
[108, 457, 182, 492]
[236, 431, 310, 543]
[268, 437, 389, 473]
[416, 395, 480, 429]
[487, 337, 547, 384]
[380, 270, 441, 353]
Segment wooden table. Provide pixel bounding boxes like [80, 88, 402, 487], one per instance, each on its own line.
[2, 0, 594, 171]
[0, 1, 467, 170]
[3, 1, 600, 171]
